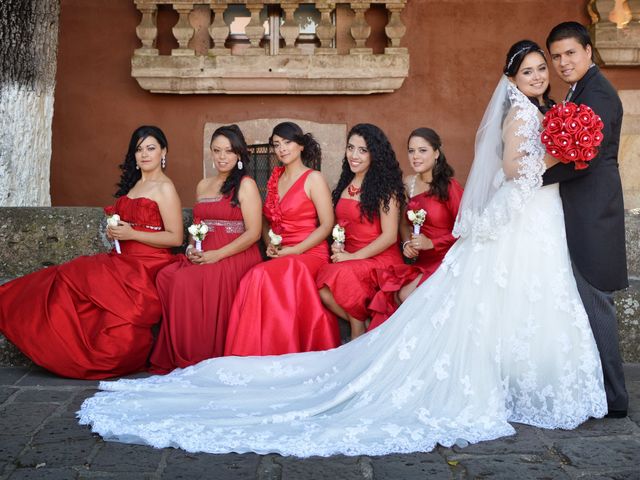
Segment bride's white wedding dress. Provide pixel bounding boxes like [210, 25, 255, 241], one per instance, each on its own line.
[78, 79, 606, 457]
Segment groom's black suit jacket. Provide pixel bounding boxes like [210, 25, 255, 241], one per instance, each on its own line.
[543, 66, 627, 292]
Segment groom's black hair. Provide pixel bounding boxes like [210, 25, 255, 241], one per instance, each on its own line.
[546, 22, 593, 53]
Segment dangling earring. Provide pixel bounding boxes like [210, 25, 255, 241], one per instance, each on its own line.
[237, 160, 243, 170]
[135, 164, 140, 170]
[161, 156, 166, 169]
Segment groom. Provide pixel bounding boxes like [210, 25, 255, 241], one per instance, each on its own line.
[544, 22, 628, 417]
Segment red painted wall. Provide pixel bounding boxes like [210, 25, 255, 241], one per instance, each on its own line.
[50, 0, 639, 206]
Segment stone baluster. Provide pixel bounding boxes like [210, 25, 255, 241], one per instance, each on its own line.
[384, 2, 407, 54]
[316, 1, 336, 54]
[172, 3, 196, 56]
[593, 0, 640, 65]
[350, 2, 372, 54]
[134, 3, 159, 56]
[609, 0, 632, 27]
[208, 2, 230, 56]
[280, 2, 301, 53]
[244, 2, 266, 55]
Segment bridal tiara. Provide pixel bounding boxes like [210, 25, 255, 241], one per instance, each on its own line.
[507, 46, 545, 70]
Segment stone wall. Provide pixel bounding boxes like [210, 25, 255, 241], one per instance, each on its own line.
[0, 207, 639, 366]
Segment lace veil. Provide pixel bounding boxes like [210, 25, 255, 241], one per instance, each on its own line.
[452, 76, 546, 241]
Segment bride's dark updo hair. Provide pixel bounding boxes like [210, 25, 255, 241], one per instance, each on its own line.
[503, 39, 555, 113]
[269, 121, 322, 169]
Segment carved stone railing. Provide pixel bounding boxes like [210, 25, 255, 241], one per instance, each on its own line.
[590, 0, 640, 65]
[132, 0, 409, 94]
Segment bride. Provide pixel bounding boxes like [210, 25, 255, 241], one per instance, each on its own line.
[78, 41, 606, 456]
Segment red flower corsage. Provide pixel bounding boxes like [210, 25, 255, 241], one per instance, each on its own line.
[263, 166, 285, 231]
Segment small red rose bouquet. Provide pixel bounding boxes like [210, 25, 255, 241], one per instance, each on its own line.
[406, 199, 427, 235]
[104, 206, 121, 254]
[541, 102, 604, 170]
[188, 217, 208, 251]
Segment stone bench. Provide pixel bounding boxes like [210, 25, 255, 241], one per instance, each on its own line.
[1, 207, 639, 366]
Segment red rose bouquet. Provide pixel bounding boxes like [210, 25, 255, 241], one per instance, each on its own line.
[541, 102, 604, 170]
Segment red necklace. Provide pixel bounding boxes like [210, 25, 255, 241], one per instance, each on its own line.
[347, 183, 362, 197]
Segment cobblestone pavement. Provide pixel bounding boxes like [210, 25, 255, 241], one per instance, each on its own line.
[0, 365, 638, 480]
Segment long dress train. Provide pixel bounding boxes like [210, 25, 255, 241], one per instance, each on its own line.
[149, 194, 262, 373]
[0, 196, 177, 379]
[78, 81, 606, 455]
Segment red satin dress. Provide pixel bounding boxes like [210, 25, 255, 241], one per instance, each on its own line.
[0, 196, 178, 379]
[150, 194, 262, 373]
[224, 168, 340, 356]
[316, 198, 404, 321]
[368, 179, 463, 330]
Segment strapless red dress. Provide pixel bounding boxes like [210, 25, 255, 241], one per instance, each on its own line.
[369, 179, 463, 330]
[0, 196, 178, 379]
[224, 168, 340, 356]
[149, 194, 262, 373]
[316, 198, 404, 321]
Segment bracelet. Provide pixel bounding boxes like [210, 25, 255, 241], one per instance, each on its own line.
[185, 245, 194, 255]
[401, 240, 411, 250]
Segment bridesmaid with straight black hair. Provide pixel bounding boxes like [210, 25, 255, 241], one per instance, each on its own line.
[0, 125, 183, 379]
[149, 125, 263, 373]
[224, 122, 340, 356]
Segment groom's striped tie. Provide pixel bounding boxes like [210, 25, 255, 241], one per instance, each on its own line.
[565, 87, 574, 102]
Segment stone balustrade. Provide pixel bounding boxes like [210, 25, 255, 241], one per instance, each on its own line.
[131, 0, 409, 94]
[590, 0, 640, 65]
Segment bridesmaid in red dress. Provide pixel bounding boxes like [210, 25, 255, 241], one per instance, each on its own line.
[150, 125, 263, 373]
[0, 126, 183, 379]
[317, 124, 405, 339]
[224, 122, 340, 356]
[369, 128, 463, 330]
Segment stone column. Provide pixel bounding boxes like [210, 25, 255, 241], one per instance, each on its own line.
[0, 0, 60, 206]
